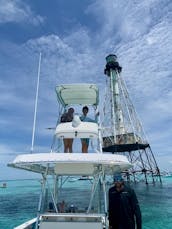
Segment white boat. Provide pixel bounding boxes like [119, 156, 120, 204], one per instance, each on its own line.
[8, 83, 132, 229]
[0, 182, 7, 188]
[78, 175, 93, 181]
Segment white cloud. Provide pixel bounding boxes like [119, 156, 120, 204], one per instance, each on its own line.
[24, 33, 102, 85]
[0, 0, 44, 25]
[26, 34, 72, 57]
[86, 0, 153, 43]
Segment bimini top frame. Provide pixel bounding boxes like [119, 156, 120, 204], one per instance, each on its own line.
[55, 84, 99, 106]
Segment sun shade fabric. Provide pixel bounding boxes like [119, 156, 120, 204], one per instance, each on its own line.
[55, 84, 99, 106]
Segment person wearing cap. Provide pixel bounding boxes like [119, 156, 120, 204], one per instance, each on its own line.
[108, 173, 142, 229]
[60, 107, 74, 153]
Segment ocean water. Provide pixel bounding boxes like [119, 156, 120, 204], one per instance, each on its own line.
[0, 177, 172, 229]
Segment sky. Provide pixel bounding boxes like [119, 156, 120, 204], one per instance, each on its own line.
[0, 0, 172, 180]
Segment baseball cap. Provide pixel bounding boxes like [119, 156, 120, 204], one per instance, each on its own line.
[113, 173, 123, 182]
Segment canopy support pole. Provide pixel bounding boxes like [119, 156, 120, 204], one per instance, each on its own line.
[35, 164, 48, 229]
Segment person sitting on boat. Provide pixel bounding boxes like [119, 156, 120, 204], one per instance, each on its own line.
[48, 202, 54, 212]
[58, 200, 66, 213]
[68, 204, 77, 213]
[80, 106, 99, 153]
[60, 107, 74, 153]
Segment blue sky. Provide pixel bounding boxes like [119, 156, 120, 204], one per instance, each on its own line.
[0, 0, 172, 180]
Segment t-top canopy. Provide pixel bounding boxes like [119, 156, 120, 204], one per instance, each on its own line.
[8, 153, 132, 175]
[55, 84, 99, 106]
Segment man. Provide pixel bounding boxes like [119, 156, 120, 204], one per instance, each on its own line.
[108, 173, 142, 229]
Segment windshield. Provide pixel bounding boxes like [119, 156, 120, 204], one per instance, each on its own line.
[42, 176, 105, 214]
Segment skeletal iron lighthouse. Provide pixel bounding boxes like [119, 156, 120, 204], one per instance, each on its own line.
[102, 54, 161, 184]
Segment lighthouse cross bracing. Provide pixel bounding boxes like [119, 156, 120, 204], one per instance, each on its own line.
[102, 54, 161, 183]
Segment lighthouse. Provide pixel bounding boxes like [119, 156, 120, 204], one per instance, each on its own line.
[102, 54, 161, 184]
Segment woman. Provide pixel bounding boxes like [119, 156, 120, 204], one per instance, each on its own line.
[61, 107, 74, 152]
[80, 106, 98, 153]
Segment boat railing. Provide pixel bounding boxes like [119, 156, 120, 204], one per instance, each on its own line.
[14, 218, 37, 229]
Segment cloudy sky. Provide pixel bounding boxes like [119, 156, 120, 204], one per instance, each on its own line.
[0, 0, 172, 180]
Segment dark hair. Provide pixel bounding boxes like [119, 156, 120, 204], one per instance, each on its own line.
[68, 107, 74, 113]
[82, 106, 89, 112]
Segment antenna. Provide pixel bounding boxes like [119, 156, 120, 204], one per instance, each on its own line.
[30, 52, 42, 153]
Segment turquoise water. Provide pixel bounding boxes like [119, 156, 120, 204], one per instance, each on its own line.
[0, 177, 172, 229]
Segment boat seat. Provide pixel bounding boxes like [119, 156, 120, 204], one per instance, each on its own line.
[55, 122, 99, 138]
